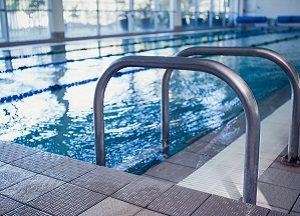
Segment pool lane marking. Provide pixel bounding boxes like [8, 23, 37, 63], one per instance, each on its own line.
[0, 34, 299, 104]
[0, 28, 292, 61]
[0, 30, 297, 74]
[0, 30, 236, 60]
[0, 68, 149, 104]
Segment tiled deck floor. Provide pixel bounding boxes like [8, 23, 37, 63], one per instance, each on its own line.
[142, 86, 300, 215]
[0, 140, 288, 216]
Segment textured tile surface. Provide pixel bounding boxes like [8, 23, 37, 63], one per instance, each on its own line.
[42, 159, 96, 182]
[179, 101, 290, 201]
[112, 177, 173, 207]
[79, 197, 141, 216]
[167, 151, 210, 168]
[145, 162, 195, 183]
[71, 167, 137, 195]
[270, 156, 300, 174]
[192, 195, 269, 216]
[0, 141, 37, 163]
[0, 194, 22, 215]
[0, 164, 35, 190]
[256, 182, 299, 210]
[4, 205, 51, 216]
[135, 209, 167, 216]
[1, 174, 64, 203]
[11, 152, 67, 173]
[148, 185, 210, 216]
[256, 204, 288, 214]
[259, 168, 300, 190]
[292, 196, 300, 213]
[28, 184, 106, 216]
[267, 210, 288, 216]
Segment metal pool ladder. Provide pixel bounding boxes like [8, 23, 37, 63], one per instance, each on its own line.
[162, 47, 300, 165]
[93, 55, 260, 204]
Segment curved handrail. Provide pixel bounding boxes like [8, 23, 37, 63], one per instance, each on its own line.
[93, 55, 260, 204]
[162, 47, 300, 164]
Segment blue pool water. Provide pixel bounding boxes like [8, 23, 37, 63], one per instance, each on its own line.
[0, 29, 300, 173]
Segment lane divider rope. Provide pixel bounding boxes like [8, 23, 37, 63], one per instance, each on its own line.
[0, 32, 299, 105]
[0, 28, 293, 60]
[0, 29, 297, 74]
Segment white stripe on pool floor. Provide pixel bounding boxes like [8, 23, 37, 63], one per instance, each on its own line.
[178, 100, 290, 200]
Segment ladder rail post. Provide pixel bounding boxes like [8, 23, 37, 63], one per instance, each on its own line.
[94, 55, 260, 204]
[162, 46, 300, 164]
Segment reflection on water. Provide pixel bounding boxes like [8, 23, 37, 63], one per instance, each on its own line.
[0, 30, 299, 173]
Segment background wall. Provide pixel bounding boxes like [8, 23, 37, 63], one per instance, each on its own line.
[251, 0, 300, 18]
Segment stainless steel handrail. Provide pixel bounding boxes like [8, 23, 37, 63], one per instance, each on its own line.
[162, 47, 300, 165]
[93, 55, 260, 204]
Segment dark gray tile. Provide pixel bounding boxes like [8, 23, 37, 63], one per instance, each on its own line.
[0, 194, 22, 215]
[145, 162, 195, 183]
[270, 156, 300, 174]
[167, 151, 210, 168]
[185, 142, 225, 157]
[112, 176, 173, 207]
[71, 166, 138, 195]
[148, 185, 210, 216]
[42, 158, 96, 182]
[259, 168, 300, 190]
[267, 210, 288, 216]
[0, 141, 37, 163]
[257, 204, 288, 214]
[11, 152, 67, 173]
[4, 205, 51, 216]
[1, 174, 64, 203]
[79, 197, 141, 216]
[135, 209, 167, 216]
[28, 184, 106, 216]
[292, 196, 300, 213]
[257, 182, 299, 210]
[192, 195, 269, 216]
[0, 164, 35, 190]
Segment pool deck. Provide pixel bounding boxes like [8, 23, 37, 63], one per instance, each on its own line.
[143, 85, 300, 215]
[0, 140, 294, 216]
[1, 87, 300, 215]
[143, 86, 291, 184]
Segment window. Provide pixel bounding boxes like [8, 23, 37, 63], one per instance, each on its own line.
[133, 0, 155, 32]
[156, 0, 170, 30]
[181, 0, 198, 29]
[5, 0, 50, 41]
[98, 0, 129, 35]
[63, 0, 98, 37]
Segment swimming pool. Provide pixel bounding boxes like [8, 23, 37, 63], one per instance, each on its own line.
[0, 28, 300, 173]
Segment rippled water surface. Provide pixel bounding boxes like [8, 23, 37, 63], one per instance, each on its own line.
[0, 29, 300, 173]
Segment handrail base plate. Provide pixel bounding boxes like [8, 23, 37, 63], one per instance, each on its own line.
[280, 155, 300, 167]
